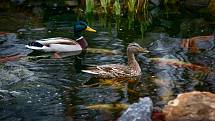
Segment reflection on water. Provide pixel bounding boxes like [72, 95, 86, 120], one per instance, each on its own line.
[0, 3, 215, 121]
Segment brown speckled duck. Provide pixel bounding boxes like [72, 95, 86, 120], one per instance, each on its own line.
[82, 43, 149, 79]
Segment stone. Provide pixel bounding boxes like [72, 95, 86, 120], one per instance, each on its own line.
[163, 91, 215, 121]
[150, 0, 160, 6]
[118, 97, 153, 121]
[185, 0, 210, 7]
[208, 0, 215, 15]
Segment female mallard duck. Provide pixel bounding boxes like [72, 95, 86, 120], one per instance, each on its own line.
[82, 43, 149, 78]
[25, 21, 96, 58]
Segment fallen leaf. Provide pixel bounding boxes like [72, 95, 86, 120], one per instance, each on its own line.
[86, 103, 129, 111]
[87, 48, 122, 55]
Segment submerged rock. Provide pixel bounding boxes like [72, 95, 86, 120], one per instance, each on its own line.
[163, 91, 215, 121]
[118, 97, 153, 121]
[0, 64, 34, 86]
[184, 0, 210, 8]
[150, 0, 160, 6]
[0, 89, 21, 101]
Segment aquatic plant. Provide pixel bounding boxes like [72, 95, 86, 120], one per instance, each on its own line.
[137, 4, 151, 37]
[136, 0, 148, 14]
[100, 0, 111, 13]
[115, 16, 121, 31]
[140, 20, 150, 38]
[128, 12, 135, 29]
[113, 0, 121, 15]
[128, 0, 136, 13]
[86, 0, 94, 13]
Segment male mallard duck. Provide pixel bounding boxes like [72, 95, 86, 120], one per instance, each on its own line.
[25, 21, 96, 58]
[82, 43, 149, 78]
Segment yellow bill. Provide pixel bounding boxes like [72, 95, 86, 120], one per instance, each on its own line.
[85, 26, 96, 32]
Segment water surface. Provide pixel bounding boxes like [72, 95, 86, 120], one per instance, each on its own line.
[0, 3, 215, 121]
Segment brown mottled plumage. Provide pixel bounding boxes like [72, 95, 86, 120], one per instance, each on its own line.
[82, 43, 149, 79]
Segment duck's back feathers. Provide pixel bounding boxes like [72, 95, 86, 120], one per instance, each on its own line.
[26, 37, 82, 52]
[37, 37, 77, 45]
[82, 64, 137, 79]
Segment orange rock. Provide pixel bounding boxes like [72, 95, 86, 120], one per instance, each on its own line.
[0, 54, 23, 63]
[180, 35, 214, 53]
[163, 91, 215, 121]
[152, 111, 165, 121]
[150, 58, 211, 73]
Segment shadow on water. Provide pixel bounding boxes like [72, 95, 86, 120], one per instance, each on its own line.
[0, 1, 215, 121]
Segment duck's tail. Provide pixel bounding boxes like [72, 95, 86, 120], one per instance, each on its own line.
[25, 42, 45, 50]
[27, 42, 44, 47]
[81, 70, 99, 75]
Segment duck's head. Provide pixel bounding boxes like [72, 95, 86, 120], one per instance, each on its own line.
[127, 42, 149, 54]
[74, 21, 96, 39]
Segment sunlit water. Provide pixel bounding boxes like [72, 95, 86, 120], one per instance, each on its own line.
[0, 7, 215, 121]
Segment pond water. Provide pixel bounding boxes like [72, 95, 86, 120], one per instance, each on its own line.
[0, 3, 215, 121]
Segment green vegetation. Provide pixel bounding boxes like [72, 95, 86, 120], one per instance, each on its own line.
[86, 0, 94, 13]
[113, 0, 121, 16]
[128, 0, 136, 13]
[100, 0, 111, 14]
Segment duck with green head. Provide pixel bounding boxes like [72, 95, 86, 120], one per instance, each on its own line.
[25, 21, 96, 58]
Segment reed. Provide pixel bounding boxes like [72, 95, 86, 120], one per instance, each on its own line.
[86, 0, 94, 13]
[137, 11, 152, 38]
[100, 0, 111, 13]
[128, 0, 136, 13]
[136, 0, 148, 14]
[128, 12, 135, 29]
[113, 0, 121, 15]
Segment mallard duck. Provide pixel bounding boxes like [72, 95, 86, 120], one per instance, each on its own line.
[25, 21, 96, 58]
[82, 43, 149, 78]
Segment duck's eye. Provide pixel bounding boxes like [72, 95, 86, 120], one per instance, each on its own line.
[131, 44, 140, 48]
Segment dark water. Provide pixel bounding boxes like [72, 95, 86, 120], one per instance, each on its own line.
[0, 2, 215, 121]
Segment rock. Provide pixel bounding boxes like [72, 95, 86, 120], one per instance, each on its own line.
[185, 0, 210, 7]
[0, 54, 23, 63]
[118, 97, 153, 121]
[0, 64, 34, 86]
[0, 90, 21, 101]
[208, 0, 215, 15]
[163, 91, 215, 121]
[10, 0, 25, 5]
[179, 18, 211, 38]
[150, 0, 160, 6]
